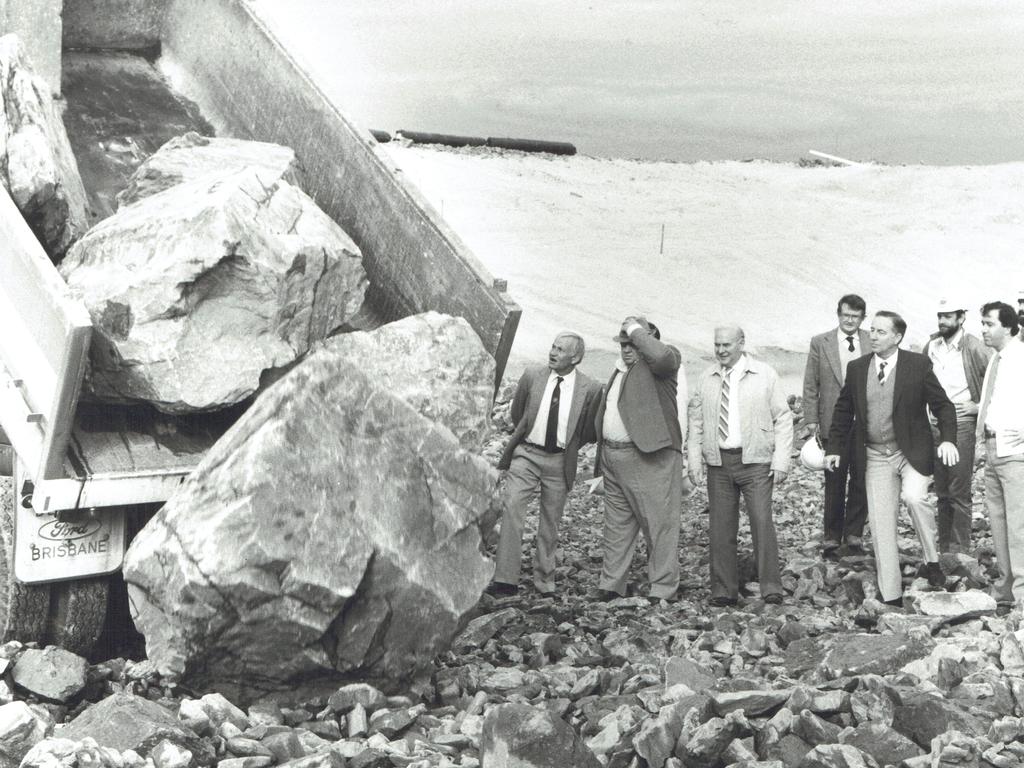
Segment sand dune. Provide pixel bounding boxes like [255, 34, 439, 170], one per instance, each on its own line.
[384, 144, 1023, 388]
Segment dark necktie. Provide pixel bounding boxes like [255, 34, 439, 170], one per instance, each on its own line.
[544, 376, 564, 451]
[846, 335, 855, 353]
[878, 361, 887, 383]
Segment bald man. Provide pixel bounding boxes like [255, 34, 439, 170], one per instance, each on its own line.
[688, 326, 792, 606]
[492, 332, 603, 597]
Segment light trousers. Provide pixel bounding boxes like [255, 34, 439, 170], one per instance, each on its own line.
[864, 446, 938, 601]
[494, 444, 568, 592]
[984, 440, 1024, 606]
[598, 444, 681, 599]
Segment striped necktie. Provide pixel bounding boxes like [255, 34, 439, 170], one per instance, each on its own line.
[878, 361, 887, 383]
[718, 369, 731, 443]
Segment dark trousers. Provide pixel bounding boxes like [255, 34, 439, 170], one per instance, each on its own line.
[823, 432, 867, 544]
[934, 417, 977, 553]
[707, 451, 783, 600]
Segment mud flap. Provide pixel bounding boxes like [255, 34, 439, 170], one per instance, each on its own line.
[14, 501, 125, 584]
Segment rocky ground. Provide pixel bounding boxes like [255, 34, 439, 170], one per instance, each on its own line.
[3, 392, 1024, 768]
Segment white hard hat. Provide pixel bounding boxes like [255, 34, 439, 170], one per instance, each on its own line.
[936, 297, 967, 314]
[800, 437, 826, 471]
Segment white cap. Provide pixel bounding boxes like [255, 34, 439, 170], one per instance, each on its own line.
[936, 297, 967, 314]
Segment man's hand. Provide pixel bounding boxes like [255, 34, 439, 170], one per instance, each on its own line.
[688, 464, 704, 487]
[585, 477, 605, 495]
[955, 401, 979, 418]
[771, 470, 787, 485]
[937, 441, 960, 467]
[824, 454, 841, 471]
[621, 316, 643, 335]
[806, 423, 819, 437]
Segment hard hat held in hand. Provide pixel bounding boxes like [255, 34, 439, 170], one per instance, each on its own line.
[800, 436, 827, 471]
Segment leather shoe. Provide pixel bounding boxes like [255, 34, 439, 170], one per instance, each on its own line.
[882, 596, 903, 607]
[709, 595, 738, 608]
[996, 603, 1014, 617]
[763, 593, 784, 605]
[484, 581, 518, 597]
[596, 589, 622, 602]
[921, 561, 946, 588]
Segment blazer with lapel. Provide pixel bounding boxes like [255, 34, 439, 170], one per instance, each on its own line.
[802, 327, 871, 436]
[827, 349, 956, 477]
[498, 366, 602, 489]
[594, 327, 682, 475]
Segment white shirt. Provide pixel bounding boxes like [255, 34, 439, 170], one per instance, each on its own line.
[928, 329, 971, 405]
[982, 341, 1024, 457]
[837, 329, 862, 384]
[602, 360, 631, 442]
[718, 355, 746, 450]
[526, 369, 577, 448]
[873, 350, 898, 385]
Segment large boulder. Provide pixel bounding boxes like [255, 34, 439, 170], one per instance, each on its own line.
[60, 167, 368, 413]
[123, 329, 502, 700]
[0, 34, 88, 258]
[116, 132, 303, 208]
[317, 312, 495, 450]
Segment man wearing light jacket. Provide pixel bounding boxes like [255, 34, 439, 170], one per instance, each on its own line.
[688, 326, 792, 606]
[921, 298, 991, 553]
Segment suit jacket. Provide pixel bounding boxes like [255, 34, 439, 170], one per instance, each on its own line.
[828, 349, 956, 477]
[498, 366, 602, 489]
[594, 326, 682, 475]
[802, 327, 871, 436]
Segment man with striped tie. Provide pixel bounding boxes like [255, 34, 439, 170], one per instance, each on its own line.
[688, 326, 792, 606]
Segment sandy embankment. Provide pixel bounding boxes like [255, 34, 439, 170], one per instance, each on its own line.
[384, 144, 1024, 392]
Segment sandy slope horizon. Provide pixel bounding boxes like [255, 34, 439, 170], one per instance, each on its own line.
[382, 143, 1023, 390]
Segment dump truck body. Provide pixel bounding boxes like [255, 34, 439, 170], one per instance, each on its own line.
[0, 0, 519, 649]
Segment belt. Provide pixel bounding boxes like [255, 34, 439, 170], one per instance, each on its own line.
[719, 447, 742, 454]
[602, 438, 633, 449]
[984, 428, 997, 439]
[524, 441, 564, 454]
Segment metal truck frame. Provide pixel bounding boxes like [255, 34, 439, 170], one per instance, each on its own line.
[0, 0, 520, 653]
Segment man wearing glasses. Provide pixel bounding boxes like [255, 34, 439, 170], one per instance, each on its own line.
[802, 294, 870, 558]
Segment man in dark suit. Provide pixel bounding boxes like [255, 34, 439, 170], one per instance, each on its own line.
[802, 294, 871, 557]
[490, 332, 602, 597]
[826, 310, 958, 604]
[594, 316, 683, 602]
